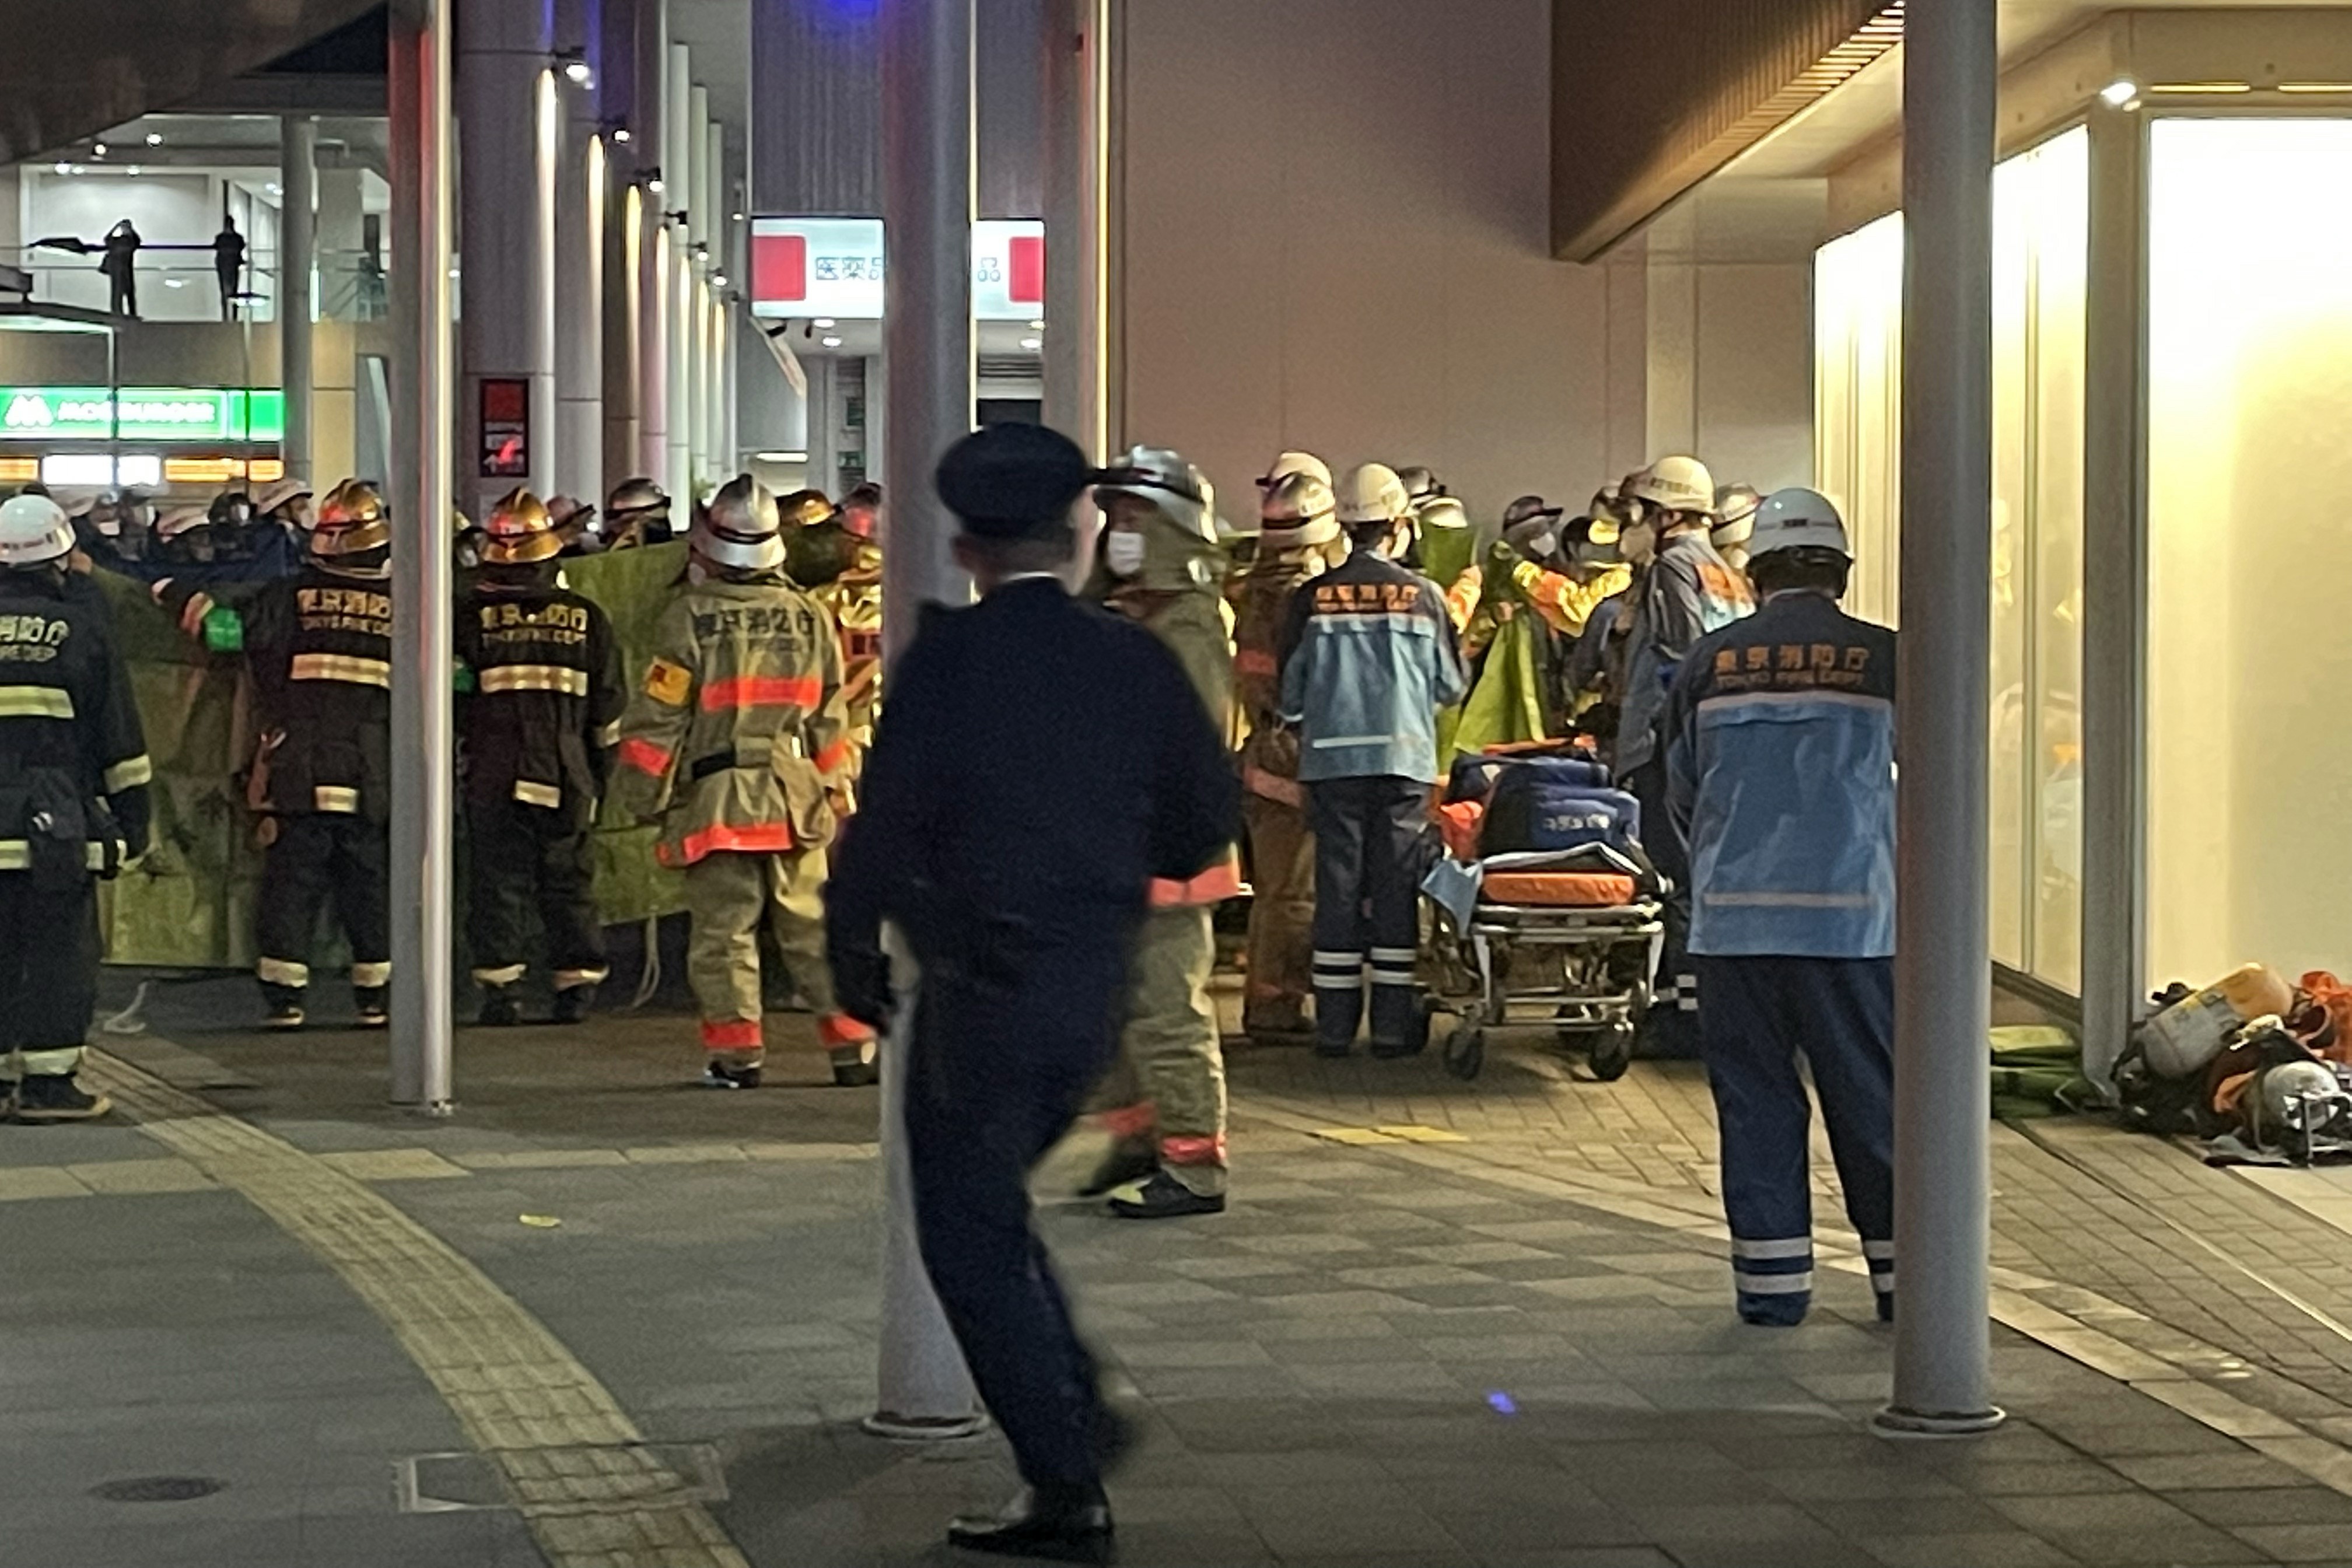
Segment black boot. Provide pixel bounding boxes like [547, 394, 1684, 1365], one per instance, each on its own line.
[1106, 1168, 1227, 1219]
[261, 982, 306, 1030]
[12, 1073, 112, 1122]
[830, 1040, 880, 1088]
[947, 1485, 1112, 1564]
[354, 986, 390, 1029]
[477, 987, 522, 1028]
[550, 985, 596, 1025]
[1076, 1140, 1157, 1199]
[702, 1060, 762, 1090]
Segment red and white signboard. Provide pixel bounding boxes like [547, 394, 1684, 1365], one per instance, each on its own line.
[750, 218, 1044, 321]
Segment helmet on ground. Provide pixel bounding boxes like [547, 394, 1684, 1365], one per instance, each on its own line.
[1095, 445, 1216, 543]
[1396, 465, 1441, 502]
[1626, 456, 1717, 519]
[481, 487, 561, 565]
[1258, 471, 1340, 551]
[0, 493, 75, 567]
[1502, 495, 1564, 533]
[250, 477, 312, 517]
[1747, 488, 1852, 562]
[2256, 1058, 2352, 1138]
[692, 474, 785, 571]
[312, 480, 390, 559]
[607, 477, 669, 518]
[1418, 495, 1470, 532]
[778, 488, 835, 534]
[1258, 450, 1331, 492]
[1335, 463, 1411, 527]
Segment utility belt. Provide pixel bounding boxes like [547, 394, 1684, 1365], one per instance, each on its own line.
[688, 733, 806, 783]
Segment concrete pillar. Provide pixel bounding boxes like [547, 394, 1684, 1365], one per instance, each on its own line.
[666, 40, 693, 510]
[867, 0, 984, 1437]
[388, 0, 458, 1113]
[634, 0, 669, 486]
[554, 0, 604, 503]
[705, 118, 726, 475]
[1878, 0, 2004, 1437]
[457, 0, 558, 518]
[599, 0, 639, 495]
[1040, 0, 1106, 457]
[280, 116, 317, 481]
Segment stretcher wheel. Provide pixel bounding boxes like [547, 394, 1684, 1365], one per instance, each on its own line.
[1589, 1021, 1634, 1082]
[1444, 1025, 1485, 1082]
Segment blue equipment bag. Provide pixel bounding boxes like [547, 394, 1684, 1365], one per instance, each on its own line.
[1447, 751, 1611, 804]
[1479, 768, 1642, 857]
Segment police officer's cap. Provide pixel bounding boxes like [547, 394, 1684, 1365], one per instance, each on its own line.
[935, 422, 1099, 540]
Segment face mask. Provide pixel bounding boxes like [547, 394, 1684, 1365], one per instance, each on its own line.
[1104, 531, 1148, 578]
[1619, 520, 1658, 566]
[1528, 529, 1558, 562]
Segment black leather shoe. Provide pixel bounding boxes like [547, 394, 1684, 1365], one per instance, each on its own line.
[946, 1486, 1112, 1563]
[1076, 1142, 1156, 1199]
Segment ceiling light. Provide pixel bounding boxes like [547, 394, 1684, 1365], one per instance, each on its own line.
[612, 127, 632, 144]
[731, 211, 746, 222]
[127, 166, 141, 176]
[2280, 82, 2352, 93]
[163, 278, 185, 288]
[91, 142, 107, 157]
[1029, 318, 1046, 330]
[145, 132, 162, 146]
[2150, 81, 2252, 94]
[52, 162, 68, 174]
[1019, 337, 1042, 351]
[647, 176, 664, 194]
[267, 181, 282, 194]
[813, 317, 835, 328]
[562, 58, 593, 86]
[712, 273, 727, 288]
[2099, 79, 2138, 107]
[821, 335, 843, 348]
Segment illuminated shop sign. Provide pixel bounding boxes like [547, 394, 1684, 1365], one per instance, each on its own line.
[749, 219, 1044, 321]
[0, 387, 286, 443]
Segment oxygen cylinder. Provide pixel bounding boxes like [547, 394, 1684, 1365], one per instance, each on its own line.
[2141, 964, 2296, 1079]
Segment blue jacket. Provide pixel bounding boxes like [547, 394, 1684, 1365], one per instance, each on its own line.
[1615, 530, 1754, 774]
[1664, 591, 1896, 959]
[1277, 548, 1468, 785]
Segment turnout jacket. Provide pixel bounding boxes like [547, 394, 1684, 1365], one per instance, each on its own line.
[167, 564, 394, 821]
[1231, 548, 1326, 809]
[608, 572, 852, 868]
[0, 569, 150, 878]
[1614, 531, 1755, 774]
[1664, 590, 1897, 960]
[456, 563, 626, 828]
[1276, 548, 1468, 785]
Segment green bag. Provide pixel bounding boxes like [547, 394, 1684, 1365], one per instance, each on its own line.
[1990, 1024, 2092, 1118]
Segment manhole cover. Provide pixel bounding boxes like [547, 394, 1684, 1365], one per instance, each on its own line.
[92, 1476, 227, 1503]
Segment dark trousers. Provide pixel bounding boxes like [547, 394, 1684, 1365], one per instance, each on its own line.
[1625, 758, 1698, 1055]
[0, 874, 99, 1070]
[258, 814, 391, 995]
[466, 797, 606, 990]
[215, 262, 239, 320]
[1306, 776, 1432, 1049]
[1695, 954, 1895, 1317]
[904, 942, 1128, 1490]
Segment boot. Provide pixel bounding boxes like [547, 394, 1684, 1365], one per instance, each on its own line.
[820, 1015, 880, 1087]
[947, 1485, 1112, 1564]
[12, 1073, 112, 1122]
[702, 1060, 762, 1090]
[1106, 1168, 1227, 1220]
[1077, 1139, 1157, 1199]
[261, 982, 306, 1030]
[354, 986, 390, 1029]
[550, 984, 596, 1026]
[477, 986, 522, 1028]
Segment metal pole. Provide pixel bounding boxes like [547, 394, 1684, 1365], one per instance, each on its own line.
[1879, 0, 2003, 1436]
[280, 115, 318, 482]
[555, 0, 606, 504]
[388, 0, 457, 1114]
[1040, 0, 1107, 460]
[867, 0, 981, 1436]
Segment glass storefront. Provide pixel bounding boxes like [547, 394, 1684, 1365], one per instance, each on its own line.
[1812, 127, 2088, 995]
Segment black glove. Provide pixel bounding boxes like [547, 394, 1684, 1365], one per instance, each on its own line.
[832, 947, 893, 1031]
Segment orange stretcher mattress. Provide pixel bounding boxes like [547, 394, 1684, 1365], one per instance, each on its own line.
[1479, 871, 1638, 908]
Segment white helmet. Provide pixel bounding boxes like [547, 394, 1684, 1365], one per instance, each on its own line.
[1628, 455, 1717, 519]
[1714, 484, 1763, 550]
[1418, 495, 1470, 532]
[1095, 445, 1217, 543]
[1259, 471, 1340, 550]
[692, 475, 785, 571]
[0, 494, 75, 568]
[1747, 487, 1852, 561]
[1258, 450, 1331, 492]
[1335, 463, 1411, 527]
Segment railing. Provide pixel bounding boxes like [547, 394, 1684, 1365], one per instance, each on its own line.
[3, 248, 390, 325]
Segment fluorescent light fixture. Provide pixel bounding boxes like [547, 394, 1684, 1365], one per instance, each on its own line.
[163, 278, 184, 288]
[821, 335, 844, 348]
[813, 317, 835, 328]
[752, 450, 807, 463]
[42, 453, 116, 487]
[117, 453, 162, 489]
[2150, 82, 2252, 94]
[2099, 79, 2138, 107]
[1019, 337, 1042, 351]
[145, 131, 162, 146]
[127, 166, 141, 176]
[2280, 82, 2352, 94]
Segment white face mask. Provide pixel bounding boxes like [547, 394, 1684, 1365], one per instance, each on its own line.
[1104, 531, 1148, 578]
[1527, 529, 1558, 562]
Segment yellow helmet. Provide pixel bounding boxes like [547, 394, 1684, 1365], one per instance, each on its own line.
[312, 480, 390, 559]
[481, 487, 561, 565]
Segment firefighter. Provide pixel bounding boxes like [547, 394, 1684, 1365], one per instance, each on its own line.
[156, 482, 393, 1026]
[1664, 489, 1894, 1325]
[0, 494, 150, 1122]
[1232, 468, 1344, 1044]
[1280, 464, 1468, 1056]
[784, 491, 885, 762]
[1083, 446, 1242, 1219]
[601, 476, 673, 550]
[610, 474, 876, 1087]
[457, 489, 626, 1026]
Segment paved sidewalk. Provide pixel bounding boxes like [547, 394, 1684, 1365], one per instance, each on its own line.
[10, 974, 2352, 1564]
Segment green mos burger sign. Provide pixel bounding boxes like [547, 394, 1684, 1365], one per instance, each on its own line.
[0, 387, 286, 443]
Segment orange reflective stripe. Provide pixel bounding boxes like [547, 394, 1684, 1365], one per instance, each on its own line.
[618, 737, 673, 777]
[1160, 1133, 1228, 1167]
[700, 1018, 763, 1050]
[813, 738, 853, 775]
[700, 674, 822, 711]
[661, 821, 798, 866]
[817, 1012, 877, 1047]
[1149, 855, 1245, 907]
[1100, 1103, 1157, 1139]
